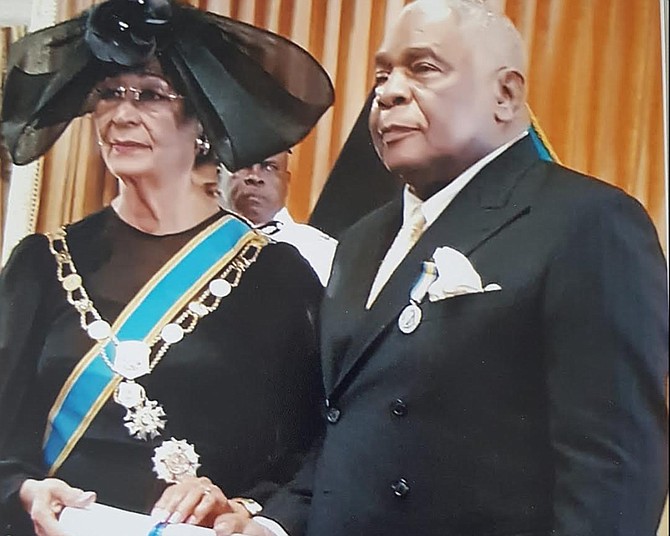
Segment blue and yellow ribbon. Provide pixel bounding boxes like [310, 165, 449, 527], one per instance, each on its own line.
[43, 215, 264, 476]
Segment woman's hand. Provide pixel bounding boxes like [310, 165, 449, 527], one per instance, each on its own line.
[19, 478, 96, 536]
[151, 476, 231, 527]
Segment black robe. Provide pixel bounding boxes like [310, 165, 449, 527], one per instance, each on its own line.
[0, 207, 324, 534]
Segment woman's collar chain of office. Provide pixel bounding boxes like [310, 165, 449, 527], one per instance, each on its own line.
[46, 226, 254, 483]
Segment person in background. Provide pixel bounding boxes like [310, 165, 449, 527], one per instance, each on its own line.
[0, 0, 333, 534]
[220, 151, 337, 286]
[213, 0, 668, 535]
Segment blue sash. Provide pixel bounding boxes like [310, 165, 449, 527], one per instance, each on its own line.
[43, 215, 264, 475]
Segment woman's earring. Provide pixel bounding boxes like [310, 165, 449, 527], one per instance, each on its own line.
[195, 135, 211, 156]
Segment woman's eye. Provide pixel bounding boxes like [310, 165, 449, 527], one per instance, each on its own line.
[98, 88, 124, 100]
[138, 90, 164, 102]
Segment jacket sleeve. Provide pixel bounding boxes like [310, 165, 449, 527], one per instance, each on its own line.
[542, 189, 668, 535]
[235, 243, 325, 528]
[259, 433, 323, 536]
[0, 234, 54, 532]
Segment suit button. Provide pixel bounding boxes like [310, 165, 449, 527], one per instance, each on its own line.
[391, 478, 410, 498]
[390, 399, 408, 417]
[326, 407, 341, 424]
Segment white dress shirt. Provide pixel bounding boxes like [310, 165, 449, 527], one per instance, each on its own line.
[366, 131, 528, 308]
[259, 207, 338, 286]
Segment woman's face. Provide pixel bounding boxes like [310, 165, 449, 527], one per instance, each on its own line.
[92, 72, 200, 180]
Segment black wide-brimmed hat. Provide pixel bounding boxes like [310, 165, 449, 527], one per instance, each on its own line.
[0, 0, 334, 171]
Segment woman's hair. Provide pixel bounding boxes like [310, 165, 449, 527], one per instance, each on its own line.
[194, 149, 220, 169]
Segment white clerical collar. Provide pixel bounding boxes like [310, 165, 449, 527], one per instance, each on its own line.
[272, 207, 294, 226]
[402, 130, 529, 227]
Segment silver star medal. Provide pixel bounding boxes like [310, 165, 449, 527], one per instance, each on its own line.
[152, 438, 201, 483]
[123, 399, 166, 440]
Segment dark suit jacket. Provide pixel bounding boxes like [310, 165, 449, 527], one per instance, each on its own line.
[265, 136, 668, 536]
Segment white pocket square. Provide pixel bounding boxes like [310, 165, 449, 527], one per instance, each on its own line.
[428, 246, 501, 302]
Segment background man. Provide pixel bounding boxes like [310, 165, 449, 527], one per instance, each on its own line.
[219, 151, 337, 286]
[216, 0, 668, 535]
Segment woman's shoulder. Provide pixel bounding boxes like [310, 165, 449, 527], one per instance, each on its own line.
[0, 232, 54, 292]
[3, 232, 50, 268]
[63, 207, 113, 238]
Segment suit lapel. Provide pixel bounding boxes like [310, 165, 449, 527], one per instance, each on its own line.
[327, 136, 542, 398]
[321, 199, 402, 392]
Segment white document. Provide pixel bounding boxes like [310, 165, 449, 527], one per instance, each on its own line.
[59, 503, 215, 536]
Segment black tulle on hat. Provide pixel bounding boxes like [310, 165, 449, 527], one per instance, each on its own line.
[0, 0, 334, 170]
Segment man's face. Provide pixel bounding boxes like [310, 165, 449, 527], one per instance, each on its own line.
[369, 1, 498, 183]
[226, 151, 290, 225]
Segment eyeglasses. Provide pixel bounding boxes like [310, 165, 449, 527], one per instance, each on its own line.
[93, 85, 183, 112]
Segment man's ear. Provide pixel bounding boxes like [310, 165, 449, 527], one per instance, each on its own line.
[493, 68, 525, 123]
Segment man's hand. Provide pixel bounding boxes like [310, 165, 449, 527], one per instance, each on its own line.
[213, 501, 272, 535]
[19, 478, 96, 536]
[151, 476, 231, 527]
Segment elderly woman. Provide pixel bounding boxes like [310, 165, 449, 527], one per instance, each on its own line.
[0, 1, 333, 535]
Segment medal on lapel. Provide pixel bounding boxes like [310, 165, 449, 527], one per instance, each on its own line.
[398, 259, 438, 334]
[398, 302, 423, 334]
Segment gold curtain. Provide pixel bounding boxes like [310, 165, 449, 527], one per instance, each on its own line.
[0, 26, 27, 254]
[0, 0, 666, 532]
[504, 0, 666, 248]
[23, 0, 665, 249]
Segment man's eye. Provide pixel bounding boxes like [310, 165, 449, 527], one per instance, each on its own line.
[411, 62, 437, 74]
[374, 72, 389, 85]
[262, 163, 278, 172]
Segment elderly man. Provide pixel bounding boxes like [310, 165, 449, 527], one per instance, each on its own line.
[216, 1, 668, 535]
[219, 151, 337, 286]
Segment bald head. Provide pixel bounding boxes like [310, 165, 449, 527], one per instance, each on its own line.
[401, 0, 526, 80]
[369, 0, 530, 198]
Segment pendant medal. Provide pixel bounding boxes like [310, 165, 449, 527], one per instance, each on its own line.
[112, 340, 151, 380]
[114, 380, 146, 408]
[152, 438, 201, 483]
[398, 302, 422, 334]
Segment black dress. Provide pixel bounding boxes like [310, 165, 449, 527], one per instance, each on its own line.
[0, 207, 324, 534]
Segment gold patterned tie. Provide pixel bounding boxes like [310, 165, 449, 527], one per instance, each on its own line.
[366, 205, 427, 308]
[407, 207, 427, 247]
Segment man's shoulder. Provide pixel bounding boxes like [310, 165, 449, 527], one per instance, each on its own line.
[275, 208, 338, 247]
[289, 221, 338, 245]
[536, 160, 649, 214]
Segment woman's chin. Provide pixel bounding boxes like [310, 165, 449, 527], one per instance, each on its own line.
[105, 158, 153, 179]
